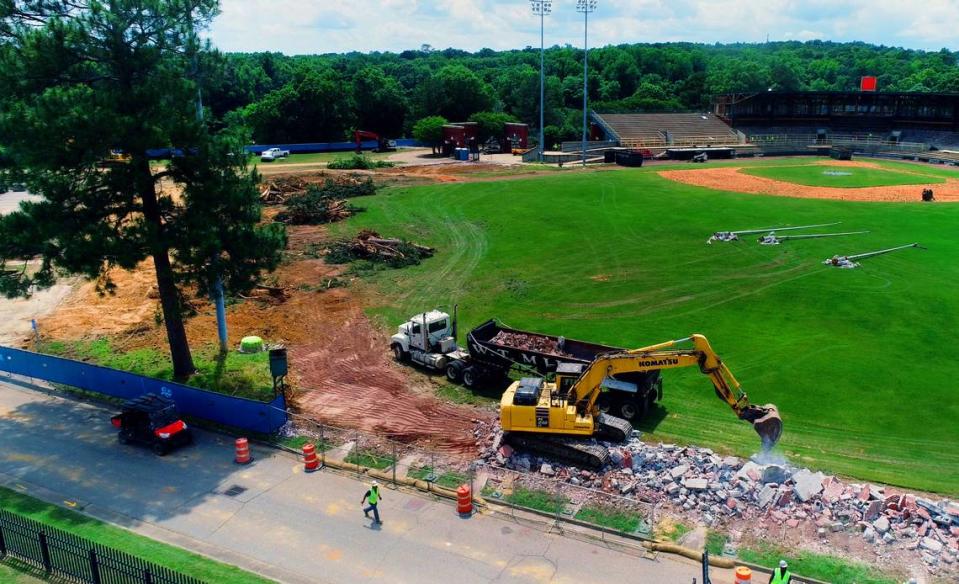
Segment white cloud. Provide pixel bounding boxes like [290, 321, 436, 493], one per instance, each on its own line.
[207, 0, 959, 54]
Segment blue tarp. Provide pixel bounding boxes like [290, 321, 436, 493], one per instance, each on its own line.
[0, 346, 287, 434]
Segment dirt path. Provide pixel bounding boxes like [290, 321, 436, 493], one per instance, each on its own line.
[658, 161, 959, 202]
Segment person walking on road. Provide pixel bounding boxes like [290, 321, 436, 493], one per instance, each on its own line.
[769, 560, 791, 584]
[361, 480, 382, 524]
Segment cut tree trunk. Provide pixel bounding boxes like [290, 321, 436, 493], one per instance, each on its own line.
[136, 159, 195, 378]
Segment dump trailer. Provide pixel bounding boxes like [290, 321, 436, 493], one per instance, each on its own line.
[390, 311, 662, 421]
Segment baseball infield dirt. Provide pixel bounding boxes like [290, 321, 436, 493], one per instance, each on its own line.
[658, 160, 959, 202]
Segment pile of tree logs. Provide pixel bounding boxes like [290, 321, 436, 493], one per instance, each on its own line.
[349, 230, 434, 260]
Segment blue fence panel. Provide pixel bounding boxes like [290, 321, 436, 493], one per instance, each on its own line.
[0, 346, 287, 434]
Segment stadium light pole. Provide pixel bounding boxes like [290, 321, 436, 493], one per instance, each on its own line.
[531, 1, 551, 161]
[577, 0, 597, 167]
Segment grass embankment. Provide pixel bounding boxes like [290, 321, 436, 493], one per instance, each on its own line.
[574, 505, 642, 533]
[0, 487, 274, 584]
[332, 158, 959, 494]
[40, 338, 275, 401]
[344, 449, 395, 470]
[741, 163, 946, 187]
[739, 543, 900, 584]
[407, 466, 468, 489]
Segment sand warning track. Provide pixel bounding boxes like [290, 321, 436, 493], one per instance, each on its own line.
[658, 161, 959, 202]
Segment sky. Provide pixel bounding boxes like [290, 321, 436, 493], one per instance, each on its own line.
[207, 0, 959, 56]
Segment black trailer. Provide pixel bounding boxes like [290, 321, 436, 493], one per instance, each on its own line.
[447, 319, 662, 421]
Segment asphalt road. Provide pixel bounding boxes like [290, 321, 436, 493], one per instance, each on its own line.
[0, 378, 727, 584]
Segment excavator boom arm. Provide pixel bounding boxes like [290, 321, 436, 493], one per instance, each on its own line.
[568, 334, 782, 449]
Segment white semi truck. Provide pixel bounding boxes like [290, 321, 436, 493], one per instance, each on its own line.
[390, 309, 662, 420]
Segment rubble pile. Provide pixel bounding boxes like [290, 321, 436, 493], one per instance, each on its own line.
[474, 427, 959, 574]
[489, 331, 573, 358]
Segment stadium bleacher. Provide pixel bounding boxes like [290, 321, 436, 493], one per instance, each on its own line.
[593, 113, 742, 149]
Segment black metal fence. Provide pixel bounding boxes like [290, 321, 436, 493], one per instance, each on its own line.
[0, 509, 204, 584]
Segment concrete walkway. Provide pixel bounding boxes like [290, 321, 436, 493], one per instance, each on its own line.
[0, 377, 730, 584]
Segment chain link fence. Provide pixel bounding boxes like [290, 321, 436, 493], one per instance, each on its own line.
[271, 409, 656, 542]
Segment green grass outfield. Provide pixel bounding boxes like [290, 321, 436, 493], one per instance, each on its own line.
[740, 163, 946, 188]
[332, 158, 959, 494]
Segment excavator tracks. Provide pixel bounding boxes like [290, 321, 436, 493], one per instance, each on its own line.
[596, 413, 634, 442]
[504, 433, 611, 469]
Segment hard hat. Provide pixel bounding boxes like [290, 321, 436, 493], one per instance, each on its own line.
[779, 560, 788, 568]
[372, 480, 379, 486]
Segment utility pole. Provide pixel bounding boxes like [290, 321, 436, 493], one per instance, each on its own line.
[531, 1, 551, 161]
[577, 0, 598, 167]
[189, 24, 228, 353]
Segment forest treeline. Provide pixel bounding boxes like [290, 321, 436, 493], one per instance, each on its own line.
[204, 41, 959, 146]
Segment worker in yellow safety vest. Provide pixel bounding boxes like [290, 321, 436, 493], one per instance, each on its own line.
[769, 560, 792, 583]
[361, 480, 383, 524]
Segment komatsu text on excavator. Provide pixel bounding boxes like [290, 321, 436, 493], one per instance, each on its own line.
[499, 334, 782, 468]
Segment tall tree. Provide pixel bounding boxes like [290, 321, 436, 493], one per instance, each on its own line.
[352, 65, 408, 138]
[0, 0, 286, 377]
[417, 64, 494, 122]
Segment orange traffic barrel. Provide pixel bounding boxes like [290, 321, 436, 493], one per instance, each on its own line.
[303, 443, 320, 473]
[234, 437, 253, 465]
[734, 566, 752, 583]
[456, 484, 472, 515]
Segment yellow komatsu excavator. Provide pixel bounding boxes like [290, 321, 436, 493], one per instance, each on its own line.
[500, 334, 782, 468]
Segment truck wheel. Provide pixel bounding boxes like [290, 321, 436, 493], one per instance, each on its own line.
[462, 367, 478, 388]
[619, 401, 638, 421]
[391, 344, 408, 362]
[446, 361, 465, 383]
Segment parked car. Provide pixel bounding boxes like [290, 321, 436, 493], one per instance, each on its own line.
[260, 147, 290, 162]
[111, 393, 192, 456]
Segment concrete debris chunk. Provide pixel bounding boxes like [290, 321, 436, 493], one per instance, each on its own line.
[921, 537, 944, 554]
[873, 516, 890, 534]
[670, 464, 689, 479]
[792, 469, 826, 502]
[758, 485, 778, 508]
[684, 478, 708, 491]
[762, 465, 789, 485]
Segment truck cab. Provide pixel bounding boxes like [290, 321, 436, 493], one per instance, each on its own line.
[391, 310, 468, 371]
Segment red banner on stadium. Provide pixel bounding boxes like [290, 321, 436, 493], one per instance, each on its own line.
[861, 76, 878, 92]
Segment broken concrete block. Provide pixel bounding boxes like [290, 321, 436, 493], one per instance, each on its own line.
[864, 499, 883, 521]
[735, 461, 762, 482]
[665, 482, 681, 496]
[721, 456, 741, 469]
[540, 463, 555, 476]
[882, 531, 896, 544]
[873, 516, 890, 534]
[758, 485, 778, 508]
[670, 464, 689, 479]
[684, 478, 708, 491]
[862, 526, 876, 543]
[920, 537, 944, 554]
[762, 465, 788, 485]
[792, 469, 825, 502]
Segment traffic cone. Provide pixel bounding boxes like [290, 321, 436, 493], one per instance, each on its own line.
[303, 443, 320, 473]
[234, 437, 253, 465]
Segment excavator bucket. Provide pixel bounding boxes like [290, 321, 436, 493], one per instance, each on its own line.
[751, 404, 783, 451]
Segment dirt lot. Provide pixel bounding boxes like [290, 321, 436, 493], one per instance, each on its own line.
[30, 200, 493, 455]
[659, 160, 959, 202]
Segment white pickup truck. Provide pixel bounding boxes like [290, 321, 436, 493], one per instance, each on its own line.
[260, 147, 290, 162]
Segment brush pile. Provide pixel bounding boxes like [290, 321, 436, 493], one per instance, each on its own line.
[325, 230, 434, 268]
[260, 175, 378, 205]
[275, 183, 368, 225]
